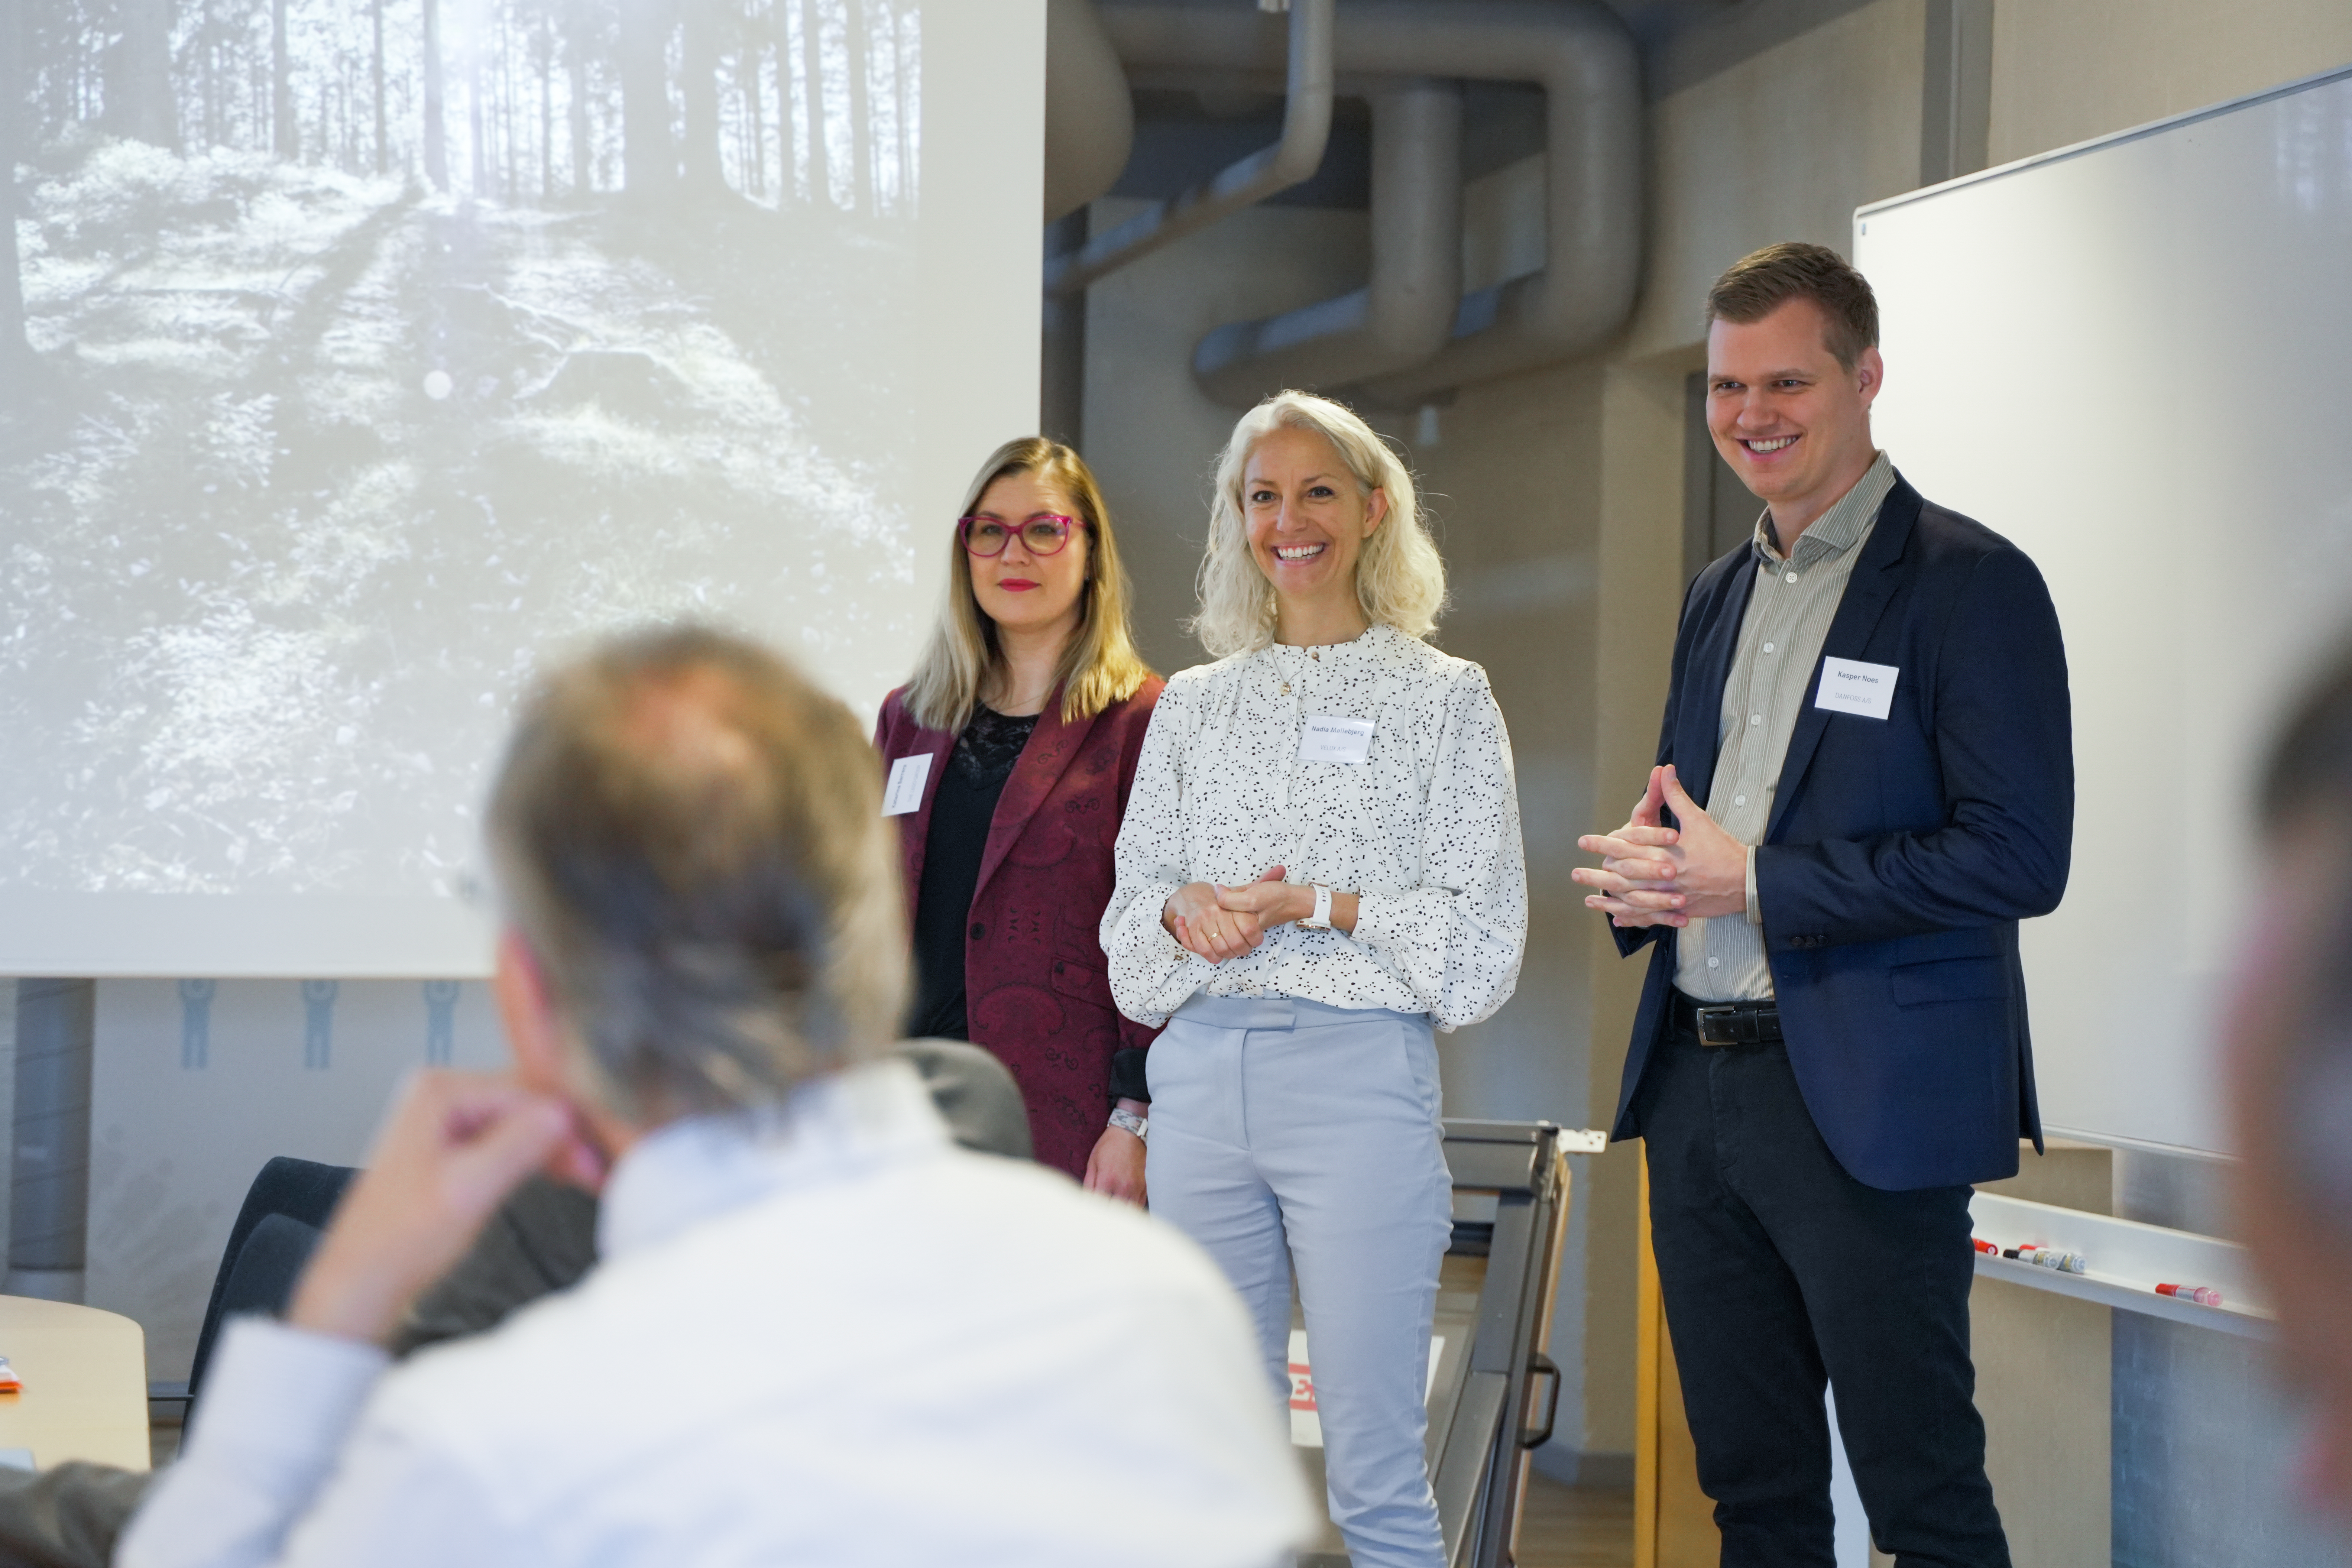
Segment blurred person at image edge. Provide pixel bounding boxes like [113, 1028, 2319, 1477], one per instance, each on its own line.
[2230, 643, 2352, 1527]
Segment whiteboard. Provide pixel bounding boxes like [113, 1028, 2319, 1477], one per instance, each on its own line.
[0, 2, 1043, 978]
[1855, 64, 2352, 1155]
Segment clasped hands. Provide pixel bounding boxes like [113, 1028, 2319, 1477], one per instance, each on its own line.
[1571, 764, 1749, 929]
[1163, 867, 1327, 962]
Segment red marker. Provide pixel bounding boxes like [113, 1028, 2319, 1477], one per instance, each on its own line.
[2156, 1283, 2223, 1307]
[1972, 1238, 1998, 1254]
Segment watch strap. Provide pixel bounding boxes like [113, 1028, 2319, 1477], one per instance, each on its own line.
[1305, 883, 1334, 930]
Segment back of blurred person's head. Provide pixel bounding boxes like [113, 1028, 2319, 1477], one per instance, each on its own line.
[2231, 642, 2352, 1515]
[488, 625, 906, 1125]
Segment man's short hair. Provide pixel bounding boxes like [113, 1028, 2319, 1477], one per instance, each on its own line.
[488, 626, 906, 1121]
[1706, 242, 1880, 369]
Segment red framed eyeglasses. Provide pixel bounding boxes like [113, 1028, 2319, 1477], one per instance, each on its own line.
[959, 513, 1089, 557]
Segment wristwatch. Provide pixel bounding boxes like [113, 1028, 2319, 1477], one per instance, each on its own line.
[1108, 1108, 1149, 1142]
[1301, 884, 1334, 930]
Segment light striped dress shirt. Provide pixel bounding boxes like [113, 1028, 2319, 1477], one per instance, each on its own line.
[1675, 453, 1897, 1003]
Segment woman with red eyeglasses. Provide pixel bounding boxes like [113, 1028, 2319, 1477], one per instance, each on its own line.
[874, 437, 1163, 1200]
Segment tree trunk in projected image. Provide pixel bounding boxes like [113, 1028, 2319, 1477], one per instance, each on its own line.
[842, 0, 868, 212]
[0, 1, 29, 375]
[742, 39, 766, 202]
[465, 3, 486, 195]
[619, 0, 676, 195]
[373, 0, 388, 173]
[798, 0, 826, 206]
[103, 0, 181, 148]
[679, 0, 722, 189]
[535, 14, 553, 201]
[271, 0, 294, 158]
[769, 0, 793, 201]
[565, 6, 590, 195]
[423, 0, 449, 188]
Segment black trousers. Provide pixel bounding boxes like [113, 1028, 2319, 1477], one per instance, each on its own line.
[1638, 1020, 2010, 1568]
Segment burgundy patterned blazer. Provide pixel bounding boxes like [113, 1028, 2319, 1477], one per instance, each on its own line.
[873, 677, 1165, 1179]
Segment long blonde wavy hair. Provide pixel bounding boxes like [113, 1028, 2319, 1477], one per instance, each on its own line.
[1189, 391, 1448, 659]
[902, 437, 1155, 731]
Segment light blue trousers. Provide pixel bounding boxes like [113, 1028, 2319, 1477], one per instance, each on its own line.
[1147, 995, 1452, 1568]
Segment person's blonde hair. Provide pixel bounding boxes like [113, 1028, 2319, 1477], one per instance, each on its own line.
[1190, 391, 1447, 659]
[902, 437, 1154, 730]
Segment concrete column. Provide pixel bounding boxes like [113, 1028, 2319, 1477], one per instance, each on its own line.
[8, 978, 94, 1303]
[1041, 208, 1088, 449]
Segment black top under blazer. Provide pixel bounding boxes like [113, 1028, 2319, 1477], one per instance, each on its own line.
[1610, 475, 2075, 1191]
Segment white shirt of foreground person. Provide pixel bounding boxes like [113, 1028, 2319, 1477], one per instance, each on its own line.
[1102, 622, 1527, 1028]
[119, 1058, 1310, 1568]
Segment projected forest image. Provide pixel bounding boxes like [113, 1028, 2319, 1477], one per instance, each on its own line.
[0, 0, 923, 898]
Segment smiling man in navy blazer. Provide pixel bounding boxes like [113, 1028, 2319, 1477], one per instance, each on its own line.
[1574, 243, 2073, 1567]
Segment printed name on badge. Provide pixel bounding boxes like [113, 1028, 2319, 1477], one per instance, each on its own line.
[1298, 716, 1377, 765]
[881, 753, 933, 815]
[1814, 656, 1901, 721]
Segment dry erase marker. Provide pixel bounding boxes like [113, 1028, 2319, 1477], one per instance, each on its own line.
[2156, 1283, 2223, 1306]
[1972, 1238, 1998, 1254]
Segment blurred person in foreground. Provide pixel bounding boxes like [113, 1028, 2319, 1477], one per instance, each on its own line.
[116, 625, 1308, 1568]
[2230, 646, 2352, 1523]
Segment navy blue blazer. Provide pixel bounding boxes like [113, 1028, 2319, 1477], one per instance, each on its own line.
[1610, 476, 2073, 1191]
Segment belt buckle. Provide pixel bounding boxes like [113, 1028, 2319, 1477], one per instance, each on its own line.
[1693, 1004, 1746, 1048]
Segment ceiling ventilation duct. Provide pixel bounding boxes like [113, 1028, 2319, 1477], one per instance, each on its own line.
[1044, 0, 1138, 223]
[1046, 0, 1335, 296]
[1099, 0, 1643, 402]
[1192, 77, 1462, 406]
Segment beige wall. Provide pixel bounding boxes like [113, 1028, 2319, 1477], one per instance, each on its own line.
[1988, 0, 2352, 166]
[1627, 0, 1929, 360]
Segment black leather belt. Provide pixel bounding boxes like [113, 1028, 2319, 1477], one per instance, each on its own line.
[1671, 991, 1784, 1048]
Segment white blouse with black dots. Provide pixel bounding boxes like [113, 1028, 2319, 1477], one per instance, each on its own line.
[1101, 622, 1528, 1031]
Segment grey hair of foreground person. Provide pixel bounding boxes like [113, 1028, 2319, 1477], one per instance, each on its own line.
[1189, 389, 1449, 659]
[487, 625, 908, 1123]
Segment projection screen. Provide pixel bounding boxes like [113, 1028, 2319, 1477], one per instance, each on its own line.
[0, 0, 1043, 976]
[1854, 63, 2352, 1155]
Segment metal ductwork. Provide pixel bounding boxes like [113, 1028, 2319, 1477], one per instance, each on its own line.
[1095, 0, 1643, 402]
[1044, 0, 1137, 223]
[1046, 0, 1334, 296]
[1192, 77, 1461, 405]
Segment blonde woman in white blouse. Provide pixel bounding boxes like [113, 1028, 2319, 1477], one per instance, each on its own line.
[1101, 391, 1527, 1568]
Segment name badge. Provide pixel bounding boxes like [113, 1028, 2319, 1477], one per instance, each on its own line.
[881, 753, 933, 815]
[1299, 715, 1376, 764]
[1814, 656, 1900, 721]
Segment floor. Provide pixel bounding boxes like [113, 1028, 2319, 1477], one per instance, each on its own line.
[152, 1412, 1632, 1564]
[1515, 1473, 1636, 1568]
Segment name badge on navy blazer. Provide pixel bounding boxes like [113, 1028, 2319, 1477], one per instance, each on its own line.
[1814, 656, 1899, 720]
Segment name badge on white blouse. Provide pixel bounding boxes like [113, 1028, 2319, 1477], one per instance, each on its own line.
[1298, 715, 1376, 764]
[881, 753, 932, 815]
[1814, 656, 1900, 720]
